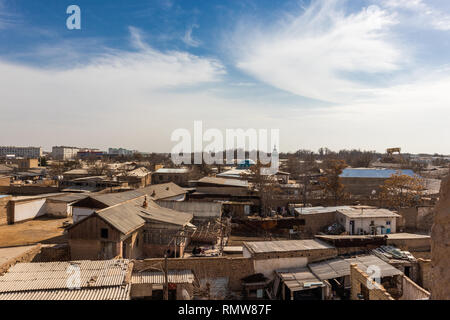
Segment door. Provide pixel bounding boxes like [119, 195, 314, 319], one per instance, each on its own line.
[122, 242, 127, 258]
[349, 221, 355, 235]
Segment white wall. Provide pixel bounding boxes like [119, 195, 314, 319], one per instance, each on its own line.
[13, 199, 47, 222]
[162, 194, 186, 201]
[73, 207, 95, 223]
[338, 213, 396, 235]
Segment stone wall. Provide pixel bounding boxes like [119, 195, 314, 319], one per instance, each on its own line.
[431, 174, 450, 299]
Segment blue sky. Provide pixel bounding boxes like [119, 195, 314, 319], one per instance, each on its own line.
[0, 0, 450, 154]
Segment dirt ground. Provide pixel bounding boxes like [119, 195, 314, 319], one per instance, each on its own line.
[0, 217, 72, 248]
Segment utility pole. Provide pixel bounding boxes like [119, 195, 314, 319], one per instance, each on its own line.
[163, 253, 169, 300]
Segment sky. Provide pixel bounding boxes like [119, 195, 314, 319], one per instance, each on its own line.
[0, 0, 449, 154]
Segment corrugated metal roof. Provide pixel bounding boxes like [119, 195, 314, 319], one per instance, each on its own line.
[276, 267, 323, 291]
[97, 200, 146, 235]
[47, 193, 90, 203]
[132, 270, 194, 284]
[244, 239, 334, 254]
[139, 183, 187, 200]
[138, 200, 193, 226]
[308, 254, 403, 281]
[154, 168, 190, 174]
[198, 176, 249, 187]
[0, 260, 131, 300]
[91, 190, 144, 207]
[0, 285, 130, 300]
[85, 183, 187, 207]
[96, 197, 193, 234]
[295, 206, 351, 215]
[337, 208, 400, 218]
[340, 168, 416, 178]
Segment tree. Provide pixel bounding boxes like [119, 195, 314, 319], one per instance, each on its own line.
[319, 159, 348, 205]
[379, 173, 425, 208]
[247, 161, 282, 217]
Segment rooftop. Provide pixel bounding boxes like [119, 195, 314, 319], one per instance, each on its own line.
[154, 168, 190, 174]
[385, 233, 431, 240]
[0, 259, 131, 300]
[340, 168, 416, 179]
[197, 176, 249, 188]
[276, 267, 323, 292]
[308, 254, 403, 281]
[295, 206, 351, 215]
[337, 208, 400, 219]
[243, 239, 334, 255]
[132, 270, 195, 284]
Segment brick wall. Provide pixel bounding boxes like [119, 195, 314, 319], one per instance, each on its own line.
[350, 264, 394, 300]
[134, 257, 255, 291]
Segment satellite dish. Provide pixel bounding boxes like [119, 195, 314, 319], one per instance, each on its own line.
[372, 190, 377, 195]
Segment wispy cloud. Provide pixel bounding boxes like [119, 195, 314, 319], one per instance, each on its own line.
[182, 24, 201, 47]
[229, 0, 402, 103]
[0, 0, 19, 29]
[380, 0, 450, 30]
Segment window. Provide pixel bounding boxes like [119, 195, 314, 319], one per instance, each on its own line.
[386, 221, 391, 225]
[100, 228, 109, 239]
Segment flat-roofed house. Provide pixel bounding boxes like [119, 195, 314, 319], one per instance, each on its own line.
[336, 207, 400, 235]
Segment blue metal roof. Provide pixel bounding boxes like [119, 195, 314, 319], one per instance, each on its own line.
[340, 168, 416, 178]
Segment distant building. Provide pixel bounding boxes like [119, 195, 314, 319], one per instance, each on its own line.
[339, 168, 417, 196]
[108, 147, 137, 156]
[76, 149, 105, 159]
[0, 146, 42, 159]
[51, 146, 79, 160]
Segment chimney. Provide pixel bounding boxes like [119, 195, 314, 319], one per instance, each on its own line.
[142, 196, 148, 209]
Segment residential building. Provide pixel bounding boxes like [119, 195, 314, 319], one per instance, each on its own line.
[108, 148, 137, 156]
[51, 146, 80, 160]
[67, 196, 194, 260]
[0, 146, 43, 159]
